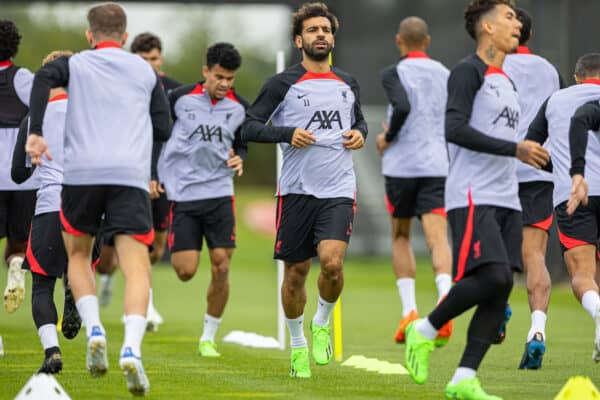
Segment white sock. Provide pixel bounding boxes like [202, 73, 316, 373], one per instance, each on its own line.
[397, 278, 417, 317]
[435, 273, 452, 301]
[527, 310, 547, 342]
[76, 295, 104, 338]
[286, 315, 307, 348]
[100, 273, 113, 286]
[147, 288, 154, 313]
[200, 314, 222, 342]
[450, 367, 476, 385]
[582, 290, 600, 319]
[312, 296, 336, 326]
[38, 324, 59, 350]
[121, 314, 146, 357]
[416, 317, 438, 340]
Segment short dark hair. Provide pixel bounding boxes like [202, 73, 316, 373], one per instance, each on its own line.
[0, 20, 21, 61]
[292, 2, 339, 39]
[575, 53, 600, 80]
[515, 8, 532, 45]
[87, 2, 127, 39]
[131, 32, 162, 53]
[464, 0, 515, 40]
[206, 42, 241, 71]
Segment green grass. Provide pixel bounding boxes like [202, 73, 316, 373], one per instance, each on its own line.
[0, 188, 598, 399]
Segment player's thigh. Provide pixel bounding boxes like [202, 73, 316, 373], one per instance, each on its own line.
[169, 202, 204, 254]
[204, 197, 236, 251]
[391, 217, 412, 239]
[384, 176, 418, 219]
[7, 189, 36, 243]
[314, 198, 354, 268]
[61, 185, 105, 237]
[555, 200, 598, 253]
[24, 212, 68, 278]
[448, 205, 510, 280]
[498, 208, 524, 272]
[274, 194, 319, 263]
[415, 177, 446, 218]
[519, 181, 554, 232]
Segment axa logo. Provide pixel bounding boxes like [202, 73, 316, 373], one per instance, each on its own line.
[188, 124, 224, 142]
[305, 110, 343, 130]
[493, 106, 519, 129]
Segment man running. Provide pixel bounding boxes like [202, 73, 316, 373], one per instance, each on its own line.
[159, 42, 247, 357]
[404, 1, 548, 398]
[376, 16, 453, 346]
[502, 7, 565, 370]
[242, 2, 367, 378]
[0, 19, 37, 313]
[526, 53, 600, 364]
[25, 3, 171, 395]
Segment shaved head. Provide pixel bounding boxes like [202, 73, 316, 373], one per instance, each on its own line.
[397, 16, 429, 47]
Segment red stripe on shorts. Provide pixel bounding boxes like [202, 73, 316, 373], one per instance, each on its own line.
[59, 208, 85, 236]
[454, 190, 475, 283]
[530, 214, 553, 231]
[557, 226, 589, 250]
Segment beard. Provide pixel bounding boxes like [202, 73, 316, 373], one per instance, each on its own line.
[302, 40, 333, 62]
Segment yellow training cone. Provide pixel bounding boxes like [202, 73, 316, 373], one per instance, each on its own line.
[554, 376, 600, 400]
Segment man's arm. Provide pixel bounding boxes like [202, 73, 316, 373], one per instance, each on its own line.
[380, 64, 410, 142]
[28, 56, 70, 136]
[525, 99, 550, 145]
[232, 93, 250, 159]
[150, 75, 173, 181]
[569, 101, 600, 177]
[11, 116, 34, 184]
[241, 76, 296, 144]
[445, 62, 517, 156]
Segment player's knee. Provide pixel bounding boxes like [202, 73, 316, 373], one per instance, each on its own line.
[173, 263, 196, 281]
[489, 265, 513, 295]
[211, 262, 229, 282]
[321, 257, 344, 281]
[286, 266, 308, 288]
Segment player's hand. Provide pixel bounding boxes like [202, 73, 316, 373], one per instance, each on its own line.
[227, 148, 244, 176]
[343, 129, 365, 150]
[149, 180, 164, 199]
[291, 128, 316, 148]
[516, 140, 549, 169]
[567, 174, 589, 215]
[25, 134, 51, 166]
[376, 121, 390, 155]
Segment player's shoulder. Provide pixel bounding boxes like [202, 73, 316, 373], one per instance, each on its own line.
[448, 55, 486, 87]
[169, 83, 201, 106]
[331, 66, 358, 87]
[228, 90, 250, 109]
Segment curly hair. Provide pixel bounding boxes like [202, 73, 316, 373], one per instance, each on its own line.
[131, 32, 162, 53]
[464, 0, 515, 40]
[0, 20, 21, 61]
[42, 50, 73, 66]
[206, 42, 241, 71]
[292, 2, 339, 39]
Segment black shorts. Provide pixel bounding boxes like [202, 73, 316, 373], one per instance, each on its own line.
[274, 194, 355, 263]
[168, 196, 236, 253]
[0, 190, 36, 242]
[152, 192, 170, 232]
[555, 197, 600, 252]
[519, 181, 554, 231]
[384, 177, 446, 219]
[448, 205, 523, 281]
[61, 185, 154, 246]
[24, 212, 103, 278]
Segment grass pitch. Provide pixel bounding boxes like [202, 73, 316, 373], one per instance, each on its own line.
[0, 189, 598, 399]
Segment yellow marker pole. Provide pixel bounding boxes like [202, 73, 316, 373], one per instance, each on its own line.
[328, 50, 343, 362]
[333, 300, 343, 361]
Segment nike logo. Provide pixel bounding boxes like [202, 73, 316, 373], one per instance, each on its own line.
[297, 94, 308, 99]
